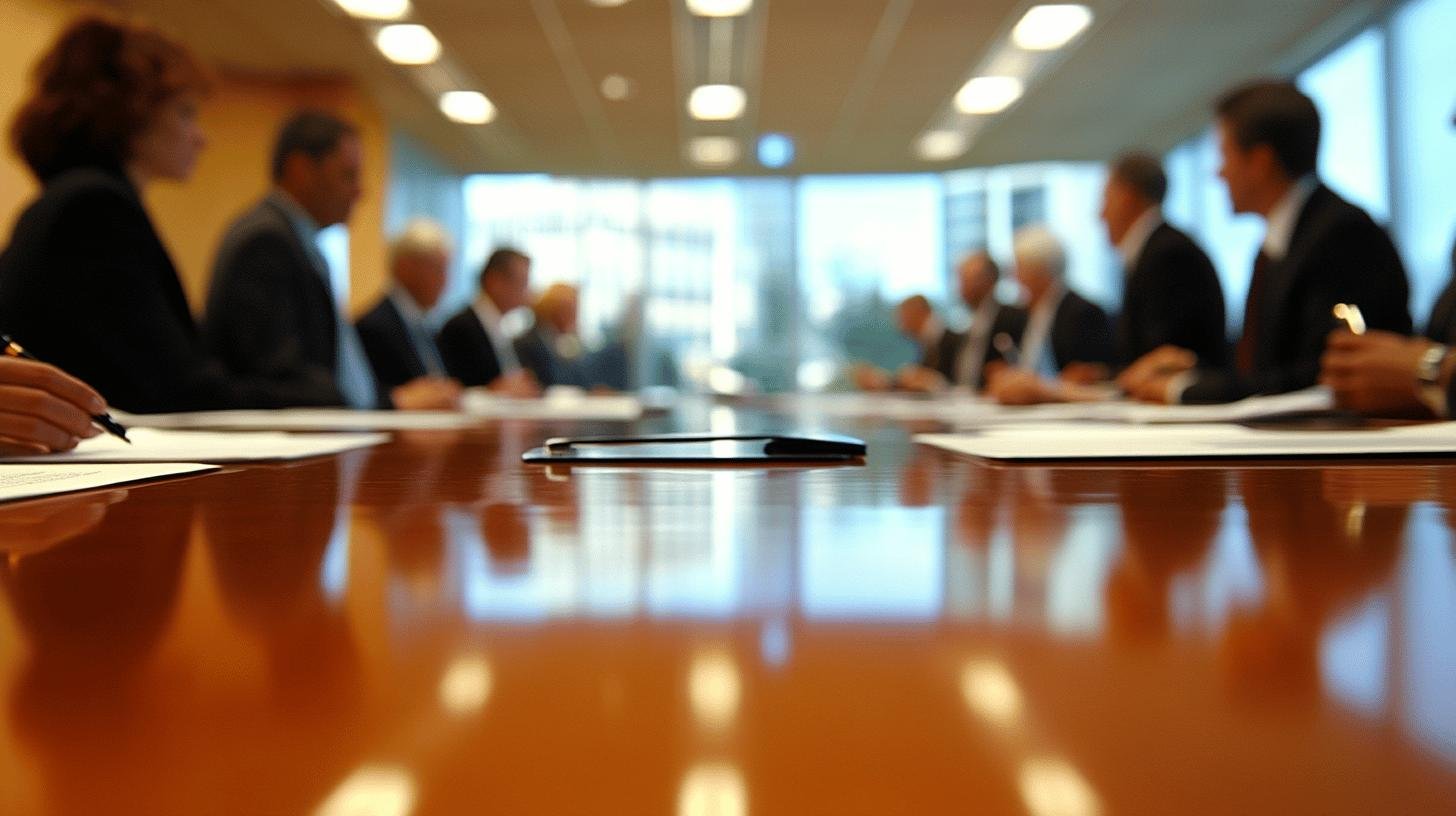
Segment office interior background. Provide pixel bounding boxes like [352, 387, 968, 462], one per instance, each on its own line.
[0, 0, 1452, 395]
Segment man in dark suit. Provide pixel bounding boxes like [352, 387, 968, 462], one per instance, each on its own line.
[850, 295, 966, 391]
[999, 225, 1115, 383]
[205, 110, 458, 410]
[355, 219, 462, 397]
[1122, 80, 1411, 404]
[1103, 153, 1227, 370]
[948, 252, 1026, 392]
[436, 248, 542, 396]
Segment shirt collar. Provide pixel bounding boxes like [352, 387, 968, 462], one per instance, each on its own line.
[268, 189, 321, 242]
[1262, 175, 1319, 261]
[472, 294, 505, 331]
[1117, 208, 1164, 271]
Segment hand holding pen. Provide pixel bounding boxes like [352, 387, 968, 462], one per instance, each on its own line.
[0, 334, 129, 450]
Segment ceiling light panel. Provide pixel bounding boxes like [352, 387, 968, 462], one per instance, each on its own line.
[689, 137, 740, 166]
[917, 131, 968, 161]
[954, 76, 1024, 115]
[374, 24, 441, 65]
[686, 0, 754, 16]
[439, 91, 496, 124]
[333, 0, 411, 20]
[1012, 5, 1094, 51]
[688, 84, 747, 120]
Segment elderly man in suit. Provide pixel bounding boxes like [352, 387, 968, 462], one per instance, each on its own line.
[355, 219, 462, 400]
[205, 110, 459, 410]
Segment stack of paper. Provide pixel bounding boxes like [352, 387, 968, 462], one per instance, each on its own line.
[0, 463, 218, 503]
[120, 408, 485, 431]
[462, 390, 644, 421]
[0, 428, 389, 464]
[917, 420, 1456, 461]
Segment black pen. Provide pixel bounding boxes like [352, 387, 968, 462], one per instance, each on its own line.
[0, 335, 130, 444]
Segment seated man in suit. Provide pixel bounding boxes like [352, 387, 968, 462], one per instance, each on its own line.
[355, 219, 462, 400]
[1120, 80, 1410, 404]
[436, 248, 542, 396]
[851, 295, 966, 392]
[989, 154, 1226, 404]
[898, 252, 1027, 393]
[515, 283, 594, 389]
[986, 225, 1115, 403]
[205, 110, 458, 410]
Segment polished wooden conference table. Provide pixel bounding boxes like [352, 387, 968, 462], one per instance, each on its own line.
[1, 398, 1455, 815]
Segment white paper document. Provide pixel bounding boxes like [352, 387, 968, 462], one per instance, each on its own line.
[462, 390, 643, 421]
[947, 387, 1337, 428]
[917, 421, 1456, 461]
[0, 463, 217, 503]
[0, 428, 389, 464]
[119, 408, 486, 432]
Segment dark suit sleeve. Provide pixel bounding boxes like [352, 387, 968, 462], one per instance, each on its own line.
[1183, 212, 1410, 404]
[356, 302, 426, 392]
[436, 312, 502, 388]
[12, 185, 337, 412]
[514, 332, 558, 387]
[981, 307, 1028, 369]
[1125, 239, 1228, 368]
[1056, 296, 1114, 368]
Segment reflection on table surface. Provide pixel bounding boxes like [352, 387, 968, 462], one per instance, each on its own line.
[1, 405, 1455, 815]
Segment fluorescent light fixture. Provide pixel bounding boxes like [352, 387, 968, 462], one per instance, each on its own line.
[332, 0, 411, 20]
[600, 74, 633, 101]
[1013, 4, 1094, 51]
[439, 91, 496, 124]
[588, 0, 633, 6]
[917, 130, 967, 161]
[756, 133, 795, 168]
[955, 76, 1023, 114]
[688, 84, 747, 120]
[686, 0, 754, 16]
[688, 137, 740, 167]
[374, 24, 441, 65]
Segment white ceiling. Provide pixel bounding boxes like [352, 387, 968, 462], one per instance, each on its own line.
[106, 0, 1392, 176]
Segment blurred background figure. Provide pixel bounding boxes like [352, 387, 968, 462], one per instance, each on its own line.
[850, 294, 964, 392]
[515, 282, 592, 389]
[356, 218, 462, 405]
[950, 251, 1026, 392]
[437, 248, 542, 397]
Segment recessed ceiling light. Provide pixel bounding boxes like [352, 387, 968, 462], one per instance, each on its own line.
[686, 0, 753, 16]
[917, 130, 967, 161]
[332, 0, 411, 20]
[688, 84, 747, 120]
[588, 0, 633, 6]
[601, 74, 633, 101]
[757, 133, 795, 168]
[439, 91, 496, 124]
[1012, 4, 1094, 51]
[955, 76, 1023, 115]
[374, 24, 441, 65]
[688, 137, 740, 166]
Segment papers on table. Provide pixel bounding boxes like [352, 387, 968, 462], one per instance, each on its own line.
[462, 389, 644, 421]
[0, 428, 389, 464]
[119, 408, 486, 432]
[917, 420, 1456, 462]
[0, 463, 217, 503]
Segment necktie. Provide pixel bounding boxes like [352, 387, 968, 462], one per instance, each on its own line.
[1236, 249, 1274, 377]
[409, 319, 446, 377]
[306, 242, 378, 409]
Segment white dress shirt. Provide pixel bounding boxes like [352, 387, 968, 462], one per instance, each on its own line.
[1019, 284, 1066, 377]
[1261, 175, 1319, 261]
[472, 295, 522, 374]
[954, 298, 1002, 389]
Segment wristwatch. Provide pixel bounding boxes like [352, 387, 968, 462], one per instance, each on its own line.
[1417, 343, 1451, 416]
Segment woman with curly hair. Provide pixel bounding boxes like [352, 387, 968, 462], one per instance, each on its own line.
[0, 15, 339, 413]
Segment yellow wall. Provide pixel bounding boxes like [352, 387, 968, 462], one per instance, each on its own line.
[0, 2, 392, 318]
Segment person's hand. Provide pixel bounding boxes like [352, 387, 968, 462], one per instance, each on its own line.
[1125, 370, 1183, 404]
[987, 369, 1060, 406]
[1060, 362, 1110, 386]
[489, 370, 542, 399]
[895, 364, 947, 393]
[0, 357, 106, 455]
[1320, 329, 1432, 417]
[849, 363, 892, 392]
[1116, 345, 1196, 395]
[390, 376, 464, 411]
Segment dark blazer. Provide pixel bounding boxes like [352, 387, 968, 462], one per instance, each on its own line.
[1048, 289, 1116, 370]
[1118, 222, 1227, 369]
[964, 303, 1029, 387]
[0, 167, 338, 413]
[919, 327, 968, 381]
[203, 194, 349, 405]
[1423, 236, 1456, 345]
[1184, 185, 1411, 403]
[437, 306, 505, 388]
[356, 296, 433, 392]
[514, 325, 591, 388]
